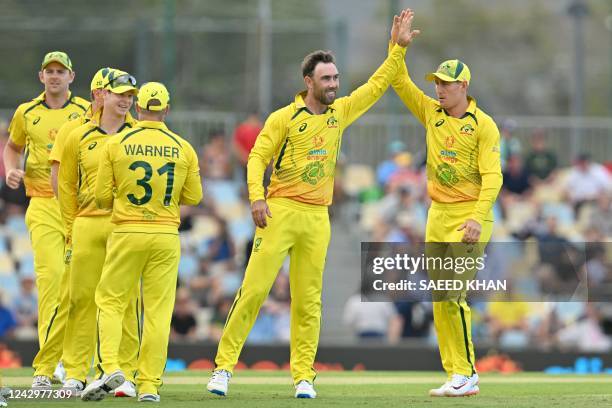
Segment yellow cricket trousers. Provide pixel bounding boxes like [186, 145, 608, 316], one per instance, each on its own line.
[26, 197, 70, 377]
[214, 197, 331, 384]
[62, 215, 140, 383]
[425, 201, 493, 378]
[95, 225, 180, 395]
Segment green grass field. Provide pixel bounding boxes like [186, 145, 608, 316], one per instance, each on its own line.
[3, 368, 612, 407]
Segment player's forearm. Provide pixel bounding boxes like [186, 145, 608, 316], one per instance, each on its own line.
[366, 43, 407, 96]
[471, 173, 503, 224]
[3, 142, 22, 175]
[51, 163, 59, 197]
[95, 190, 114, 210]
[246, 155, 268, 203]
[388, 43, 429, 126]
[180, 176, 203, 206]
[58, 184, 78, 234]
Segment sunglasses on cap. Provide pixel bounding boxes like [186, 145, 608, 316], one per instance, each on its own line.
[105, 74, 137, 89]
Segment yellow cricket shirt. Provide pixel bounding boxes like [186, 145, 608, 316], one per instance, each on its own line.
[8, 92, 89, 197]
[49, 107, 102, 164]
[247, 43, 407, 206]
[58, 113, 137, 236]
[391, 47, 503, 223]
[94, 120, 202, 228]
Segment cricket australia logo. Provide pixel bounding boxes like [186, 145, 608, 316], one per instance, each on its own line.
[302, 161, 325, 185]
[327, 116, 338, 128]
[460, 124, 475, 136]
[436, 163, 459, 187]
[253, 237, 263, 252]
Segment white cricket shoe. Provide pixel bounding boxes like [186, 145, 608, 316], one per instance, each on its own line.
[53, 361, 66, 384]
[294, 380, 317, 399]
[138, 393, 161, 402]
[428, 380, 451, 397]
[32, 375, 52, 389]
[81, 370, 125, 401]
[62, 378, 86, 396]
[444, 373, 479, 397]
[0, 387, 11, 407]
[114, 380, 136, 397]
[207, 370, 231, 396]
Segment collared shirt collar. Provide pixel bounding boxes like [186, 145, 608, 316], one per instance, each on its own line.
[36, 91, 73, 108]
[294, 91, 335, 115]
[438, 96, 478, 124]
[137, 120, 169, 130]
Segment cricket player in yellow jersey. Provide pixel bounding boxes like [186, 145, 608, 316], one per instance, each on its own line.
[41, 67, 115, 387]
[207, 12, 417, 399]
[3, 51, 89, 388]
[81, 82, 202, 403]
[58, 70, 141, 397]
[389, 10, 502, 397]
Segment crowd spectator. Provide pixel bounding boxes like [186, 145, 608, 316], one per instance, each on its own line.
[171, 287, 198, 341]
[502, 154, 532, 196]
[524, 129, 558, 182]
[12, 276, 37, 339]
[499, 119, 522, 170]
[0, 295, 16, 339]
[201, 131, 233, 180]
[233, 112, 262, 169]
[376, 140, 406, 187]
[563, 153, 612, 214]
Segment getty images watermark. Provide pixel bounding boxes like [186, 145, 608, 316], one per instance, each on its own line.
[370, 252, 505, 292]
[361, 242, 603, 302]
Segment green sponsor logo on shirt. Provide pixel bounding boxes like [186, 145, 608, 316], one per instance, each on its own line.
[301, 161, 325, 185]
[436, 163, 459, 186]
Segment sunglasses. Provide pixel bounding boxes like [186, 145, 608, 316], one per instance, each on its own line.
[106, 74, 137, 89]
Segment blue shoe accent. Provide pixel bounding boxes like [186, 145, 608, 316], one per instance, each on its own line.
[209, 389, 226, 396]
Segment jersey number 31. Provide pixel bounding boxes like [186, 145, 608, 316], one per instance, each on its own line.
[127, 161, 175, 206]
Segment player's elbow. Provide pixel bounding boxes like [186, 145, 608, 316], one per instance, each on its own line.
[482, 172, 503, 193]
[180, 191, 203, 206]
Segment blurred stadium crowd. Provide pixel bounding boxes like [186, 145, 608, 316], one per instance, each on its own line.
[0, 113, 610, 355]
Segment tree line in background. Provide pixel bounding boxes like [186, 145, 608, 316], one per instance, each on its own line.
[0, 0, 610, 117]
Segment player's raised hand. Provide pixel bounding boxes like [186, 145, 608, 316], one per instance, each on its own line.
[6, 168, 24, 190]
[251, 199, 272, 229]
[396, 8, 421, 47]
[390, 13, 401, 44]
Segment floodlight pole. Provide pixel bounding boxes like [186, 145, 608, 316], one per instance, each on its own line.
[258, 0, 272, 116]
[568, 0, 588, 159]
